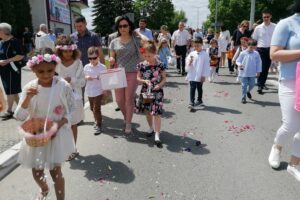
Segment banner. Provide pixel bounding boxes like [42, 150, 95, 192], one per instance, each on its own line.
[48, 0, 71, 24]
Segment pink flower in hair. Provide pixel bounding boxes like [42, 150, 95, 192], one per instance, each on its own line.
[51, 54, 57, 61]
[37, 55, 44, 62]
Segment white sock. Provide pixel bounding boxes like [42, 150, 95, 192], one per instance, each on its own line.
[155, 132, 160, 141]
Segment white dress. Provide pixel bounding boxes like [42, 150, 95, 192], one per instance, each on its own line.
[219, 30, 231, 52]
[15, 77, 76, 170]
[56, 59, 85, 125]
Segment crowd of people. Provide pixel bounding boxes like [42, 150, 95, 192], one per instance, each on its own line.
[1, 1, 300, 199]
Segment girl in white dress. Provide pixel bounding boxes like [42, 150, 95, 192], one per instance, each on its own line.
[55, 36, 85, 161]
[14, 48, 75, 200]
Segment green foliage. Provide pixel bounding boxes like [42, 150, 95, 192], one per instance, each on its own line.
[204, 0, 294, 33]
[0, 0, 32, 38]
[92, 0, 134, 36]
[168, 10, 187, 33]
[133, 0, 175, 30]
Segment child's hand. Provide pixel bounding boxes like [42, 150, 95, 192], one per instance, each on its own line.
[153, 85, 161, 91]
[109, 57, 115, 65]
[26, 86, 38, 98]
[144, 80, 151, 86]
[85, 76, 94, 81]
[64, 77, 71, 83]
[189, 56, 194, 65]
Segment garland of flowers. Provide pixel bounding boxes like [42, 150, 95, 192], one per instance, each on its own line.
[26, 54, 61, 69]
[55, 44, 77, 50]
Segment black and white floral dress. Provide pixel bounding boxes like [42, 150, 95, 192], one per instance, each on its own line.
[137, 61, 165, 115]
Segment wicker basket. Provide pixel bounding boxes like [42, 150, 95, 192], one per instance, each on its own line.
[19, 118, 58, 147]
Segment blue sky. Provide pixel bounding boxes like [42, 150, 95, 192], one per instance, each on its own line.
[81, 0, 210, 29]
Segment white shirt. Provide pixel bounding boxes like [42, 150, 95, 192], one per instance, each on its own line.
[252, 22, 276, 48]
[219, 30, 231, 44]
[135, 28, 153, 40]
[35, 31, 55, 50]
[172, 29, 191, 46]
[185, 50, 210, 81]
[83, 62, 106, 97]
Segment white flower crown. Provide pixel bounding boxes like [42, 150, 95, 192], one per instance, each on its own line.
[55, 44, 77, 50]
[26, 54, 61, 69]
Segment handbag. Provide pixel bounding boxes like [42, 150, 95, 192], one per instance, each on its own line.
[141, 86, 155, 104]
[99, 68, 127, 90]
[101, 90, 113, 105]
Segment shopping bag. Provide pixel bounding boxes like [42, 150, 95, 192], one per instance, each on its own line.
[99, 68, 127, 90]
[295, 62, 300, 111]
[0, 88, 6, 112]
[101, 90, 113, 105]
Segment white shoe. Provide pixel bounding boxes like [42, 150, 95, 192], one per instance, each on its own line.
[236, 77, 240, 83]
[124, 123, 132, 134]
[287, 164, 300, 182]
[268, 145, 281, 169]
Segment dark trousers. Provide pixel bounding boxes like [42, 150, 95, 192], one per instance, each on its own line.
[88, 95, 103, 127]
[189, 81, 203, 104]
[257, 47, 271, 88]
[228, 59, 234, 72]
[216, 58, 221, 73]
[175, 45, 187, 73]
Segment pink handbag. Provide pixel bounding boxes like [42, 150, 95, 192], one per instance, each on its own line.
[295, 62, 300, 111]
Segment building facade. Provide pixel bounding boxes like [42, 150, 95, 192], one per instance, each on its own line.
[29, 0, 88, 34]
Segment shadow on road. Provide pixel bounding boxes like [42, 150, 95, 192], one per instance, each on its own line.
[249, 99, 280, 107]
[192, 105, 242, 115]
[69, 154, 135, 184]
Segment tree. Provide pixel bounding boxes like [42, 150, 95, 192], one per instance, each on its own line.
[204, 0, 294, 33]
[0, 0, 32, 38]
[92, 0, 134, 36]
[168, 10, 187, 33]
[133, 0, 175, 30]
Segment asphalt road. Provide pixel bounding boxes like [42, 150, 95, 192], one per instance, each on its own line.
[0, 67, 299, 200]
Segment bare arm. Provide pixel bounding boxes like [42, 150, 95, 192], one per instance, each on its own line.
[270, 45, 300, 62]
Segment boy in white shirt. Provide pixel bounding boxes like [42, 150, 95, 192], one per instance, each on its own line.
[83, 47, 106, 135]
[185, 38, 210, 110]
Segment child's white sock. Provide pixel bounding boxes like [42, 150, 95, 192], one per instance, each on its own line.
[155, 132, 160, 141]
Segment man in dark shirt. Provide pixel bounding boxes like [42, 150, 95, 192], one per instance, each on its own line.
[71, 17, 104, 66]
[22, 27, 33, 56]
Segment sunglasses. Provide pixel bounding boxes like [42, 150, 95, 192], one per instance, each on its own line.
[118, 24, 129, 29]
[263, 16, 270, 19]
[88, 57, 98, 60]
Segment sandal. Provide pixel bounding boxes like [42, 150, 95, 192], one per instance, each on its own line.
[36, 189, 49, 200]
[66, 152, 79, 161]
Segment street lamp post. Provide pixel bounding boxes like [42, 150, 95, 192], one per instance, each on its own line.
[215, 0, 218, 32]
[250, 0, 256, 30]
[195, 6, 201, 28]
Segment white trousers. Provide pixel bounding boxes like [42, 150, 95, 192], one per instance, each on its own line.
[274, 80, 300, 157]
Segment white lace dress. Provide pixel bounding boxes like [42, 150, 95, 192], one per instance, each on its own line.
[56, 59, 85, 125]
[15, 77, 76, 170]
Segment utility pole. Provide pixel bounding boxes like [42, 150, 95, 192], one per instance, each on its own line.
[215, 0, 218, 32]
[250, 0, 256, 30]
[195, 6, 201, 28]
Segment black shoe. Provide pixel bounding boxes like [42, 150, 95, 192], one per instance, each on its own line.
[77, 120, 84, 126]
[257, 89, 263, 95]
[195, 100, 203, 106]
[115, 107, 120, 111]
[94, 126, 102, 135]
[155, 140, 163, 148]
[177, 69, 181, 74]
[241, 98, 247, 104]
[188, 103, 194, 109]
[181, 71, 186, 76]
[247, 92, 252, 99]
[263, 86, 269, 90]
[1, 111, 14, 119]
[146, 130, 155, 137]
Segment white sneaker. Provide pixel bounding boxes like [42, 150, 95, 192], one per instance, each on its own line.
[124, 123, 132, 134]
[268, 145, 281, 169]
[287, 164, 300, 182]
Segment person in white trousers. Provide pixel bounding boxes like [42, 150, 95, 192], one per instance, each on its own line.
[268, 0, 300, 182]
